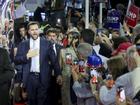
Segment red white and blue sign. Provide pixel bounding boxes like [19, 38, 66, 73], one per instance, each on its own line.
[125, 4, 139, 28]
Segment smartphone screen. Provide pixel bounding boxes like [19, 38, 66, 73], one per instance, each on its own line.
[136, 44, 140, 55]
[117, 86, 126, 102]
[79, 60, 85, 72]
[109, 33, 112, 39]
[73, 59, 79, 65]
[90, 69, 98, 83]
[96, 29, 102, 36]
[136, 44, 140, 49]
[65, 53, 72, 65]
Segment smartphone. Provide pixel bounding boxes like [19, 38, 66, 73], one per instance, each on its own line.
[41, 12, 46, 21]
[136, 44, 140, 50]
[73, 59, 79, 65]
[136, 44, 140, 55]
[57, 18, 61, 24]
[90, 69, 98, 83]
[117, 86, 126, 102]
[78, 60, 85, 72]
[96, 29, 103, 36]
[109, 33, 112, 39]
[65, 53, 72, 65]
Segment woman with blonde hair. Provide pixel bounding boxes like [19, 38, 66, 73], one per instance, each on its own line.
[107, 55, 128, 80]
[59, 29, 80, 105]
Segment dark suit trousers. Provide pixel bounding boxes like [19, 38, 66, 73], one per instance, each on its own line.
[47, 75, 62, 105]
[26, 73, 47, 105]
[0, 82, 11, 105]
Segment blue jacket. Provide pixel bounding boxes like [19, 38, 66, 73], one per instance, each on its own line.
[14, 38, 61, 87]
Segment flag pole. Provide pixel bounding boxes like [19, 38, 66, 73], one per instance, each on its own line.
[99, 2, 103, 28]
[85, 0, 89, 29]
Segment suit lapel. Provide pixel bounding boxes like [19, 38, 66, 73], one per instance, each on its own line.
[56, 44, 62, 58]
[27, 40, 31, 68]
[27, 39, 30, 51]
[56, 44, 60, 56]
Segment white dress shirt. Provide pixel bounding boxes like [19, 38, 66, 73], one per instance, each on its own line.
[30, 37, 40, 73]
[53, 44, 57, 56]
[93, 45, 108, 69]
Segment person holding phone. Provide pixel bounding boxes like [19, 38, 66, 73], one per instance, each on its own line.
[59, 29, 79, 105]
[14, 21, 62, 105]
[71, 43, 97, 105]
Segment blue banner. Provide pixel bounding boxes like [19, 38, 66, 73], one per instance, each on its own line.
[106, 9, 120, 30]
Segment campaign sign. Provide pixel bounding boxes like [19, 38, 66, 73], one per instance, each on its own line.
[125, 4, 139, 28]
[106, 9, 120, 30]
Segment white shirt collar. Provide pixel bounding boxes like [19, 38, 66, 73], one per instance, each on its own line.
[30, 37, 40, 49]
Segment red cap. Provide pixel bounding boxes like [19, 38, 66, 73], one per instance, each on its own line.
[112, 42, 132, 56]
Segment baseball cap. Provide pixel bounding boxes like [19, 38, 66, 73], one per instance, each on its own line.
[112, 42, 132, 56]
[87, 54, 103, 68]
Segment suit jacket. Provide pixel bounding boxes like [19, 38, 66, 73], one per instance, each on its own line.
[55, 43, 63, 59]
[0, 48, 14, 84]
[51, 43, 63, 76]
[14, 38, 61, 87]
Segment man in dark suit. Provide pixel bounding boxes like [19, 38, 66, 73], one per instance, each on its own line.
[45, 27, 63, 58]
[45, 28, 63, 105]
[14, 21, 62, 105]
[0, 47, 15, 105]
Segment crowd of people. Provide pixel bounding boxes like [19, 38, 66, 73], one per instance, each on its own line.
[0, 0, 140, 105]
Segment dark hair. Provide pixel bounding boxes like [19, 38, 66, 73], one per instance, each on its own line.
[112, 36, 129, 49]
[27, 21, 40, 30]
[45, 27, 57, 35]
[67, 32, 80, 48]
[80, 29, 95, 45]
[8, 30, 14, 40]
[107, 55, 126, 80]
[134, 34, 140, 44]
[77, 20, 85, 31]
[18, 24, 26, 30]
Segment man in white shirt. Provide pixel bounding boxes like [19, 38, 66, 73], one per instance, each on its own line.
[15, 21, 62, 105]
